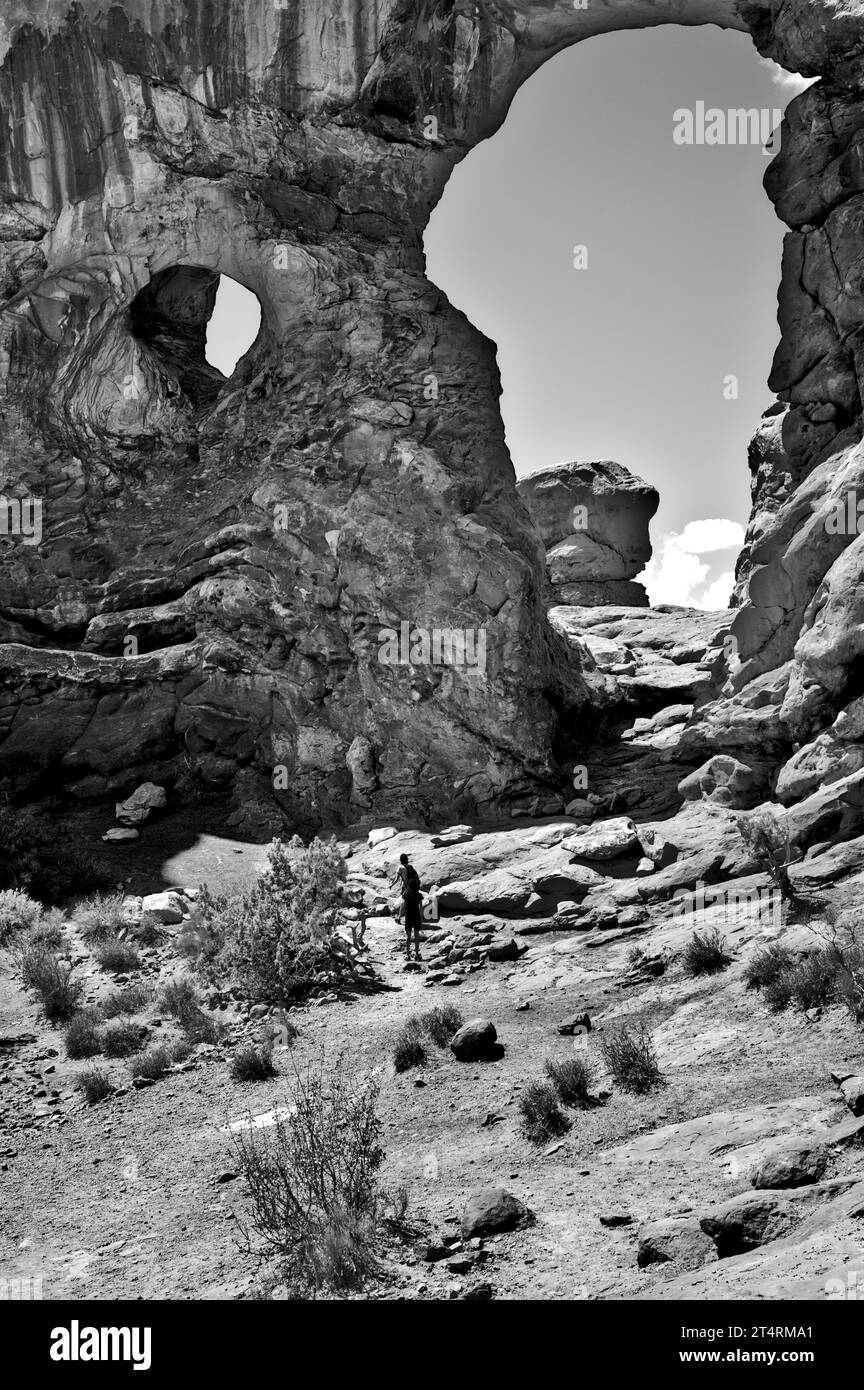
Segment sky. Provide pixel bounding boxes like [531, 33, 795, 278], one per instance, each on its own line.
[424, 25, 813, 608]
[204, 24, 813, 610]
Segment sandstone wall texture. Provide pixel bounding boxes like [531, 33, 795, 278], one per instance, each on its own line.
[0, 0, 861, 830]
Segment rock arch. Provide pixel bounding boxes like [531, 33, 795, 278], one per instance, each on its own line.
[0, 1, 860, 832]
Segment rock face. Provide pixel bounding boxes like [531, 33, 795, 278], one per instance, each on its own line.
[2, 0, 864, 837]
[517, 462, 658, 607]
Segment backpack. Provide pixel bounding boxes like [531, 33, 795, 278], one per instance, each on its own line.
[402, 864, 422, 899]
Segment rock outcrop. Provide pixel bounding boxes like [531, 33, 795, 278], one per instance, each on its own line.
[517, 461, 657, 607]
[2, 0, 864, 840]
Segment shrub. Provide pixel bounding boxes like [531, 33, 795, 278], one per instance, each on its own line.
[234, 1056, 384, 1293]
[544, 1055, 594, 1109]
[95, 940, 141, 973]
[76, 893, 127, 942]
[393, 1021, 426, 1073]
[0, 888, 43, 945]
[157, 977, 199, 1017]
[682, 927, 733, 977]
[131, 912, 163, 947]
[599, 1021, 664, 1094]
[744, 943, 797, 992]
[786, 950, 841, 1012]
[77, 1067, 113, 1104]
[102, 1021, 143, 1058]
[519, 1080, 571, 1144]
[762, 969, 797, 1013]
[65, 1009, 103, 1059]
[419, 1005, 462, 1047]
[194, 836, 348, 1002]
[18, 943, 82, 1022]
[129, 1044, 174, 1081]
[169, 1039, 193, 1065]
[176, 1000, 222, 1044]
[101, 984, 150, 1018]
[231, 1042, 278, 1082]
[26, 909, 67, 951]
[736, 807, 798, 901]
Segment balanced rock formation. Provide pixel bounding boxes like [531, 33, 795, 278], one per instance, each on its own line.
[517, 462, 658, 607]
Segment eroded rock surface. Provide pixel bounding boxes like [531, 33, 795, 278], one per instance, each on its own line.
[516, 461, 658, 607]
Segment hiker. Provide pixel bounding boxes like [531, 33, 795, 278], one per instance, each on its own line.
[393, 852, 423, 960]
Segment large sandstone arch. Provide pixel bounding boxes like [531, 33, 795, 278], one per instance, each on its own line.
[0, 1, 861, 832]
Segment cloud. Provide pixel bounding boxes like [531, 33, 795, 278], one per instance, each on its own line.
[675, 517, 745, 555]
[758, 57, 817, 93]
[639, 519, 743, 609]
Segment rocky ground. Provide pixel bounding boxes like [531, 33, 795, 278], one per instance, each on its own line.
[3, 686, 864, 1302]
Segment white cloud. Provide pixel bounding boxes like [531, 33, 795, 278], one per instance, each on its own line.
[639, 520, 742, 609]
[675, 517, 745, 555]
[758, 57, 817, 93]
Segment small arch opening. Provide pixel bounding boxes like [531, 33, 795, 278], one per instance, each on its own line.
[129, 267, 262, 407]
[205, 275, 262, 375]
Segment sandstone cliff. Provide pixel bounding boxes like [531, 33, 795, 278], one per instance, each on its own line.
[1, 0, 864, 837]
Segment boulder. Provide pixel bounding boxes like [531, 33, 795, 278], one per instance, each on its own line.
[450, 1018, 498, 1061]
[486, 936, 520, 962]
[840, 1076, 864, 1117]
[562, 816, 640, 860]
[102, 827, 140, 842]
[557, 1012, 591, 1035]
[751, 1141, 830, 1190]
[368, 827, 398, 848]
[115, 782, 167, 826]
[678, 755, 762, 809]
[461, 1187, 533, 1239]
[637, 1218, 715, 1271]
[140, 891, 186, 925]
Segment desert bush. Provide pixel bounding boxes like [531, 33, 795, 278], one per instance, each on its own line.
[157, 977, 199, 1017]
[682, 927, 733, 977]
[25, 909, 67, 951]
[18, 942, 82, 1022]
[393, 1021, 426, 1073]
[76, 892, 126, 942]
[231, 1041, 278, 1082]
[95, 940, 141, 973]
[761, 969, 797, 1013]
[744, 943, 797, 992]
[194, 836, 348, 1002]
[65, 1009, 103, 1059]
[599, 1020, 664, 1094]
[419, 1005, 463, 1047]
[176, 1000, 223, 1044]
[0, 888, 43, 945]
[101, 984, 150, 1018]
[786, 949, 841, 1012]
[544, 1055, 594, 1109]
[131, 912, 163, 946]
[77, 1067, 113, 1104]
[736, 807, 798, 901]
[234, 1056, 384, 1294]
[519, 1080, 571, 1144]
[102, 1021, 143, 1058]
[129, 1044, 174, 1080]
[168, 1038, 193, 1065]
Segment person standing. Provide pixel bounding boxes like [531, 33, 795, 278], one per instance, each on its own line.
[393, 852, 423, 960]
